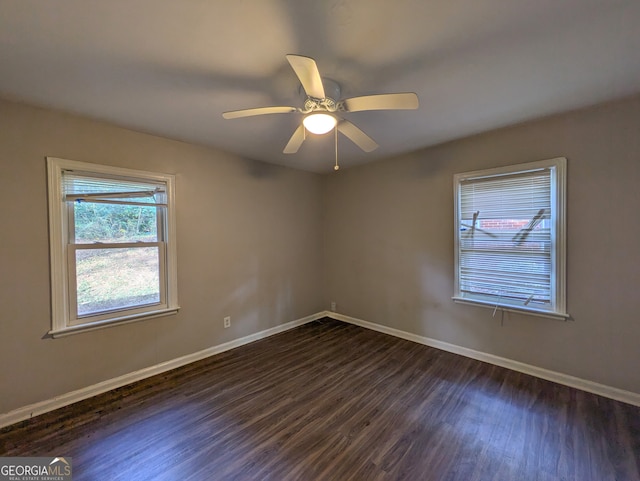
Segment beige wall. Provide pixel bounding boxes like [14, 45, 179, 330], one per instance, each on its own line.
[2, 92, 639, 416]
[0, 99, 324, 413]
[323, 95, 640, 394]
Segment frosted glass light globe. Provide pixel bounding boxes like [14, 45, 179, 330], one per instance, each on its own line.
[303, 113, 337, 135]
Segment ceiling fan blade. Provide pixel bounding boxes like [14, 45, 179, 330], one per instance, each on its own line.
[337, 120, 379, 152]
[286, 54, 326, 99]
[222, 106, 297, 119]
[283, 124, 306, 154]
[342, 93, 419, 112]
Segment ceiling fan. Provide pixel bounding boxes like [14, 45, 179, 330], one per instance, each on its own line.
[222, 54, 419, 156]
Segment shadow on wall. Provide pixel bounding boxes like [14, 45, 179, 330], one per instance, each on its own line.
[413, 149, 454, 178]
[219, 253, 296, 336]
[242, 157, 284, 179]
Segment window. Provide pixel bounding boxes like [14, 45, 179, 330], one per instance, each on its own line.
[47, 157, 179, 336]
[453, 157, 567, 319]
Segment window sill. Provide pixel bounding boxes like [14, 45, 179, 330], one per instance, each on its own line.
[452, 297, 569, 321]
[49, 307, 180, 338]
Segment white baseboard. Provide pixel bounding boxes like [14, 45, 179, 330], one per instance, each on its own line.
[4, 310, 638, 429]
[0, 312, 325, 429]
[327, 311, 640, 407]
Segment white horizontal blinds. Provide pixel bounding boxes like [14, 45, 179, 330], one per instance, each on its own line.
[62, 171, 167, 206]
[459, 168, 552, 307]
[63, 170, 166, 246]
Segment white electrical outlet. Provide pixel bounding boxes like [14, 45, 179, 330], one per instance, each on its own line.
[224, 316, 231, 328]
[330, 302, 336, 312]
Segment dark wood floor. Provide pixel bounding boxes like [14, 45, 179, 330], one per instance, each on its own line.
[2, 319, 639, 480]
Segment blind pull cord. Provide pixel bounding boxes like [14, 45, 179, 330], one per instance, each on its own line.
[492, 294, 504, 318]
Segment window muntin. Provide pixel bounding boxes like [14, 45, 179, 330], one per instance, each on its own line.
[453, 158, 567, 319]
[47, 158, 179, 336]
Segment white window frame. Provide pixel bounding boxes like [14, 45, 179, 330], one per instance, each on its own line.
[453, 157, 568, 320]
[47, 157, 179, 337]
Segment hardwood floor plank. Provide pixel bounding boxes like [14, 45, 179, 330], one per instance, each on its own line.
[1, 318, 639, 480]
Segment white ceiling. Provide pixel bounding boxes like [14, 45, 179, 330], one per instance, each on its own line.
[1, 0, 639, 173]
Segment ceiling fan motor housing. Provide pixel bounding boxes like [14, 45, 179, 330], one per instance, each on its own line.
[300, 78, 341, 113]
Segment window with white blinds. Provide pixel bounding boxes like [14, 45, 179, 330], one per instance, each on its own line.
[453, 157, 567, 319]
[47, 157, 179, 337]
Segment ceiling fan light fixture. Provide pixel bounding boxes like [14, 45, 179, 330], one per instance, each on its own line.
[223, 55, 418, 158]
[303, 113, 337, 135]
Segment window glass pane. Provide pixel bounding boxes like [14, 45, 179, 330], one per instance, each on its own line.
[76, 247, 160, 317]
[74, 202, 158, 243]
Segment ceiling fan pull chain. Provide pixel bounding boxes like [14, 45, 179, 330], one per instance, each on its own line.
[334, 127, 340, 171]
